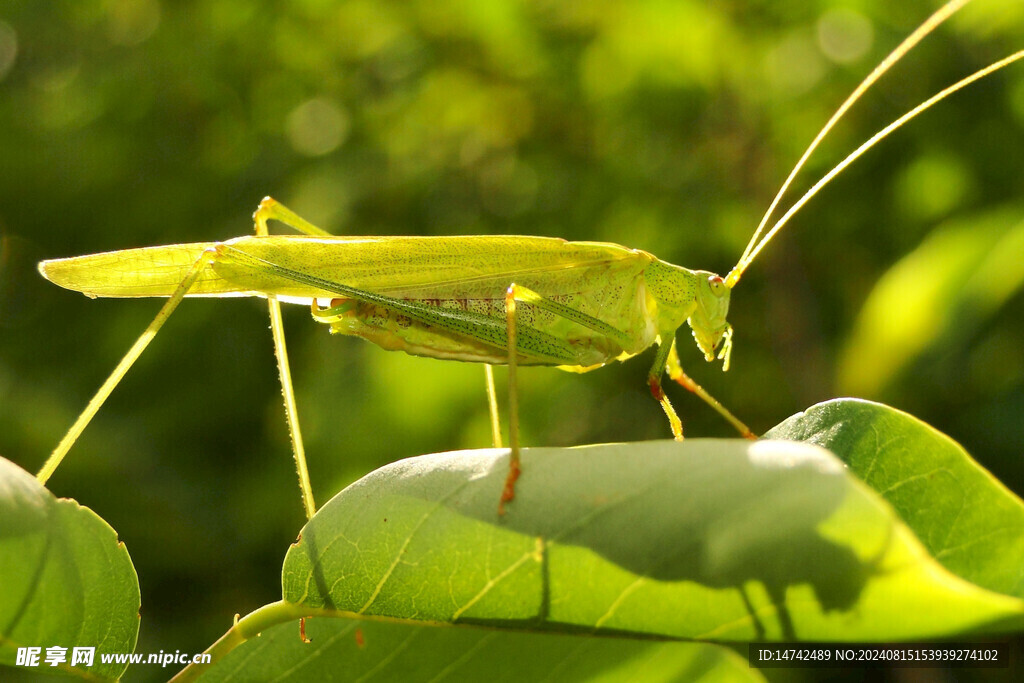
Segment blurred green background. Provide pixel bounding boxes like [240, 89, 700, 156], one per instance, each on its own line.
[0, 0, 1022, 676]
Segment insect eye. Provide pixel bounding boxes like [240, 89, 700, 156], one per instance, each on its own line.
[707, 275, 725, 295]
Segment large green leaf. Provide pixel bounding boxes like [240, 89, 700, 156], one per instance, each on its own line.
[199, 618, 760, 683]
[280, 440, 1022, 641]
[0, 456, 140, 681]
[766, 398, 1024, 600]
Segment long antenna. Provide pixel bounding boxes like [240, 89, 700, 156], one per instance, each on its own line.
[726, 0, 973, 288]
[729, 49, 1024, 282]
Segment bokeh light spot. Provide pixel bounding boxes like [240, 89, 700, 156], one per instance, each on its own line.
[286, 98, 351, 157]
[817, 9, 873, 65]
[766, 32, 826, 96]
[895, 153, 973, 221]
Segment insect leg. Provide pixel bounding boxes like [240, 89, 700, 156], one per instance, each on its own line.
[484, 365, 503, 448]
[500, 285, 523, 515]
[38, 247, 220, 484]
[252, 198, 323, 519]
[648, 340, 684, 440]
[498, 280, 657, 509]
[666, 341, 757, 439]
[253, 196, 333, 237]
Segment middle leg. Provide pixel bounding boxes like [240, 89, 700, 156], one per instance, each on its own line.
[499, 285, 522, 515]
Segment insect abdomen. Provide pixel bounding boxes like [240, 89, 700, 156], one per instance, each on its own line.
[316, 293, 631, 368]
[37, 243, 247, 298]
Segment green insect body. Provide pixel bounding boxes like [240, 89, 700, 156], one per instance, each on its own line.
[38, 225, 742, 517]
[39, 235, 732, 373]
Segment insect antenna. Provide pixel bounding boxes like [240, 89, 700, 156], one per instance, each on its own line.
[731, 0, 972, 283]
[724, 0, 1024, 288]
[727, 48, 1024, 287]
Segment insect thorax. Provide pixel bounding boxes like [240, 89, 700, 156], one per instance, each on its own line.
[642, 260, 704, 333]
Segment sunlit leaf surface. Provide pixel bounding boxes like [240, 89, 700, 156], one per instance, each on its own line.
[767, 398, 1024, 600]
[280, 441, 1021, 641]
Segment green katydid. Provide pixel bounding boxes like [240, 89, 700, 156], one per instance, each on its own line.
[34, 0, 1023, 516]
[37, 200, 749, 516]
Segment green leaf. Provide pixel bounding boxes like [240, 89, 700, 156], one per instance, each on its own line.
[766, 398, 1024, 600]
[199, 617, 760, 683]
[281, 440, 1023, 641]
[0, 456, 140, 681]
[838, 207, 1024, 395]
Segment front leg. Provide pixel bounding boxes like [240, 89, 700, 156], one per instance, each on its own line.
[648, 339, 685, 440]
[666, 341, 756, 439]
